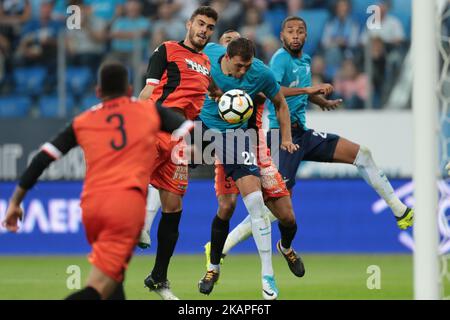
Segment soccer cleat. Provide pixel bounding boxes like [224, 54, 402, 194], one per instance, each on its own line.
[144, 275, 179, 300]
[396, 208, 414, 230]
[204, 242, 226, 270]
[198, 270, 220, 295]
[137, 229, 151, 249]
[276, 240, 305, 277]
[262, 275, 279, 300]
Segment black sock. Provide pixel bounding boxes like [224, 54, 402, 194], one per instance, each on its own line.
[278, 221, 297, 250]
[151, 211, 182, 282]
[107, 282, 126, 300]
[65, 286, 101, 300]
[210, 215, 230, 265]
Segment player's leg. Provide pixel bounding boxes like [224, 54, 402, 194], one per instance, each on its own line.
[143, 132, 186, 300]
[65, 265, 116, 300]
[138, 184, 161, 249]
[332, 137, 413, 229]
[68, 189, 145, 300]
[265, 195, 305, 277]
[235, 175, 277, 300]
[206, 194, 237, 267]
[204, 163, 239, 268]
[144, 189, 182, 300]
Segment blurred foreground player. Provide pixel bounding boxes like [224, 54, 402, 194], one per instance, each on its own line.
[2, 61, 193, 300]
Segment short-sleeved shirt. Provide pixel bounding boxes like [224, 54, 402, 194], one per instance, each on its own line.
[199, 42, 280, 132]
[146, 41, 211, 121]
[266, 48, 312, 129]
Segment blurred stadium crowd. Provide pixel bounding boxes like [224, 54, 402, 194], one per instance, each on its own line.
[0, 0, 413, 117]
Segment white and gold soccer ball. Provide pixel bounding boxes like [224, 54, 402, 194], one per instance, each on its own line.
[218, 89, 254, 124]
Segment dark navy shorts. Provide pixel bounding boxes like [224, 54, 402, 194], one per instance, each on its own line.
[200, 121, 260, 183]
[267, 125, 340, 189]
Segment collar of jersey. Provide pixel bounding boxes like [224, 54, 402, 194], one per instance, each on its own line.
[178, 41, 202, 54]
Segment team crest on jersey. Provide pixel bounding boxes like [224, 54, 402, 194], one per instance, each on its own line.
[185, 58, 210, 76]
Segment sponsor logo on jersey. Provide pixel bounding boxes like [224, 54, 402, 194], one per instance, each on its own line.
[185, 59, 210, 76]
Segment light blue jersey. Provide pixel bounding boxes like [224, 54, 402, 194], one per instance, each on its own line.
[199, 43, 280, 132]
[267, 48, 312, 129]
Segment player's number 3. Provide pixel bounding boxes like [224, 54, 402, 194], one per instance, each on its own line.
[107, 113, 127, 150]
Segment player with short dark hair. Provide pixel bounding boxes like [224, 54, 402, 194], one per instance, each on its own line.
[219, 16, 414, 259]
[1, 61, 193, 300]
[137, 6, 218, 300]
[197, 37, 299, 300]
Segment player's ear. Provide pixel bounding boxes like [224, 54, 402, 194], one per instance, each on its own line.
[186, 19, 192, 30]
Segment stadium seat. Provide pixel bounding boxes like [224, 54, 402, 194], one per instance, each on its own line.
[297, 9, 330, 55]
[66, 67, 93, 97]
[38, 95, 74, 118]
[264, 7, 287, 37]
[0, 95, 31, 117]
[13, 67, 46, 96]
[80, 94, 101, 111]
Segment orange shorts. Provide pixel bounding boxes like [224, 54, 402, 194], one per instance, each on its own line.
[81, 189, 146, 283]
[214, 161, 289, 199]
[150, 131, 188, 195]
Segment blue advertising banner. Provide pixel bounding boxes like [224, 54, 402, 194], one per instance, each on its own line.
[0, 179, 445, 254]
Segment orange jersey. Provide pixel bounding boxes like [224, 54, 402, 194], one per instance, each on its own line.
[74, 97, 160, 198]
[41, 97, 161, 199]
[146, 41, 211, 120]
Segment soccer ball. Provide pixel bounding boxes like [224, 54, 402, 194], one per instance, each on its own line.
[218, 89, 254, 124]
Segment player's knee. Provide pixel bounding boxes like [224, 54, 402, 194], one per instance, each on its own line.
[354, 145, 373, 168]
[278, 213, 296, 227]
[217, 197, 237, 219]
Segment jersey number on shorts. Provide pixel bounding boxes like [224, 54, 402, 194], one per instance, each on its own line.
[312, 131, 327, 139]
[242, 151, 257, 165]
[107, 113, 127, 150]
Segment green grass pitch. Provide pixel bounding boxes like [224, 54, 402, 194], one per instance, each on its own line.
[0, 254, 428, 300]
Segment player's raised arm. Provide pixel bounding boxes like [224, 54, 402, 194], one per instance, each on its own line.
[2, 123, 78, 232]
[270, 91, 299, 153]
[139, 44, 168, 100]
[280, 83, 334, 97]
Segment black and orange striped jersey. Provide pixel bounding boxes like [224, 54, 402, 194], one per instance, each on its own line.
[145, 41, 211, 121]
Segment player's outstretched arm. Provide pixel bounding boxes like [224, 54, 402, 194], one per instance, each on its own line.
[1, 124, 78, 232]
[271, 91, 299, 153]
[2, 186, 26, 232]
[309, 94, 342, 111]
[139, 84, 156, 101]
[280, 83, 334, 97]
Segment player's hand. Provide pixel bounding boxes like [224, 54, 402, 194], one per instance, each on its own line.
[2, 202, 23, 233]
[280, 141, 299, 153]
[308, 84, 334, 96]
[318, 83, 334, 95]
[208, 87, 224, 103]
[320, 99, 343, 111]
